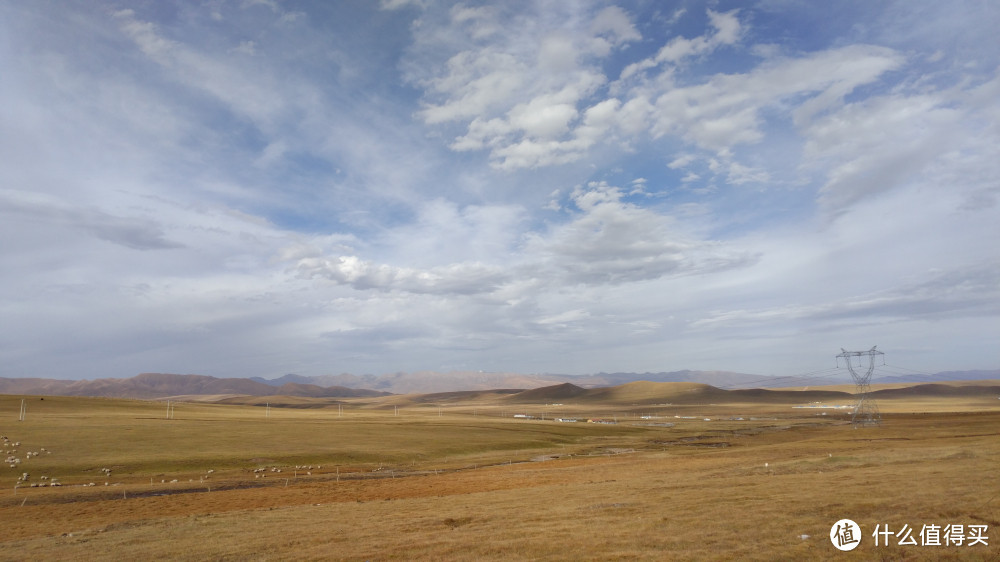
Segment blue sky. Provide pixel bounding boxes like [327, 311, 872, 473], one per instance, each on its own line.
[2, 0, 998, 381]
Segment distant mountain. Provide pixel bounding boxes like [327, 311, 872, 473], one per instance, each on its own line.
[2, 368, 997, 399]
[872, 369, 1000, 385]
[285, 371, 573, 394]
[0, 373, 389, 400]
[246, 370, 775, 394]
[249, 374, 318, 387]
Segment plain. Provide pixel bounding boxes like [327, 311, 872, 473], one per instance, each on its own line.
[1, 383, 999, 561]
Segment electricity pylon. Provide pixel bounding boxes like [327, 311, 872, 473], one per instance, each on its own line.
[836, 346, 884, 426]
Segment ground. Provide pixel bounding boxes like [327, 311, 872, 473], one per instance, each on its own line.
[0, 385, 998, 560]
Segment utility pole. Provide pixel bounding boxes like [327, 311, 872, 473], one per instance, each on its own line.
[836, 346, 884, 427]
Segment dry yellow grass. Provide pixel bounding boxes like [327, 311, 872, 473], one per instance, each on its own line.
[1, 390, 998, 560]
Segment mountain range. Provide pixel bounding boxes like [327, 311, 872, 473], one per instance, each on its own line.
[1, 368, 997, 399]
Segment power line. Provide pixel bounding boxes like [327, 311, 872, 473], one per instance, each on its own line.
[879, 363, 937, 378]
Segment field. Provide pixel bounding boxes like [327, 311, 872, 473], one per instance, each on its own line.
[1, 383, 999, 560]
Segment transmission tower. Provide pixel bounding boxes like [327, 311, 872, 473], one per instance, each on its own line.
[836, 346, 884, 427]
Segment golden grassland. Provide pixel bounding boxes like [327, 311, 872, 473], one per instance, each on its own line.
[1, 385, 999, 560]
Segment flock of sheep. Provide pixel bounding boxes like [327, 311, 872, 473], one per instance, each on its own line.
[6, 434, 339, 490]
[251, 464, 321, 479]
[3, 435, 60, 488]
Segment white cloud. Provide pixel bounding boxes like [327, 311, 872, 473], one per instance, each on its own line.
[380, 0, 421, 10]
[0, 189, 183, 251]
[291, 182, 755, 295]
[526, 182, 756, 285]
[590, 6, 641, 45]
[296, 255, 510, 295]
[408, 4, 640, 169]
[619, 9, 741, 80]
[643, 45, 904, 152]
[411, 6, 906, 182]
[803, 83, 995, 213]
[691, 263, 1000, 331]
[420, 50, 528, 124]
[508, 96, 579, 139]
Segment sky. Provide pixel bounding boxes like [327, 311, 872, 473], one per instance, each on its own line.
[1, 0, 998, 381]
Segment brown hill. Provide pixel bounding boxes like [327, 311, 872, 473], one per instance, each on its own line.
[540, 381, 854, 406]
[0, 377, 76, 395]
[213, 395, 342, 408]
[273, 382, 388, 398]
[402, 389, 523, 404]
[71, 373, 277, 399]
[508, 383, 589, 402]
[580, 381, 716, 404]
[871, 383, 1000, 399]
[724, 387, 851, 403]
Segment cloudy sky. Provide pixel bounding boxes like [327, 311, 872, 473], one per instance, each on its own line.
[2, 1, 998, 381]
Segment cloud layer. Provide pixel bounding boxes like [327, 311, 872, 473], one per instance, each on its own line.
[2, 1, 998, 380]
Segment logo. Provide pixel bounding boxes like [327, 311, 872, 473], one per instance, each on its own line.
[831, 519, 862, 551]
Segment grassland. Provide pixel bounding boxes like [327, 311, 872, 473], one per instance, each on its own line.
[1, 384, 999, 560]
